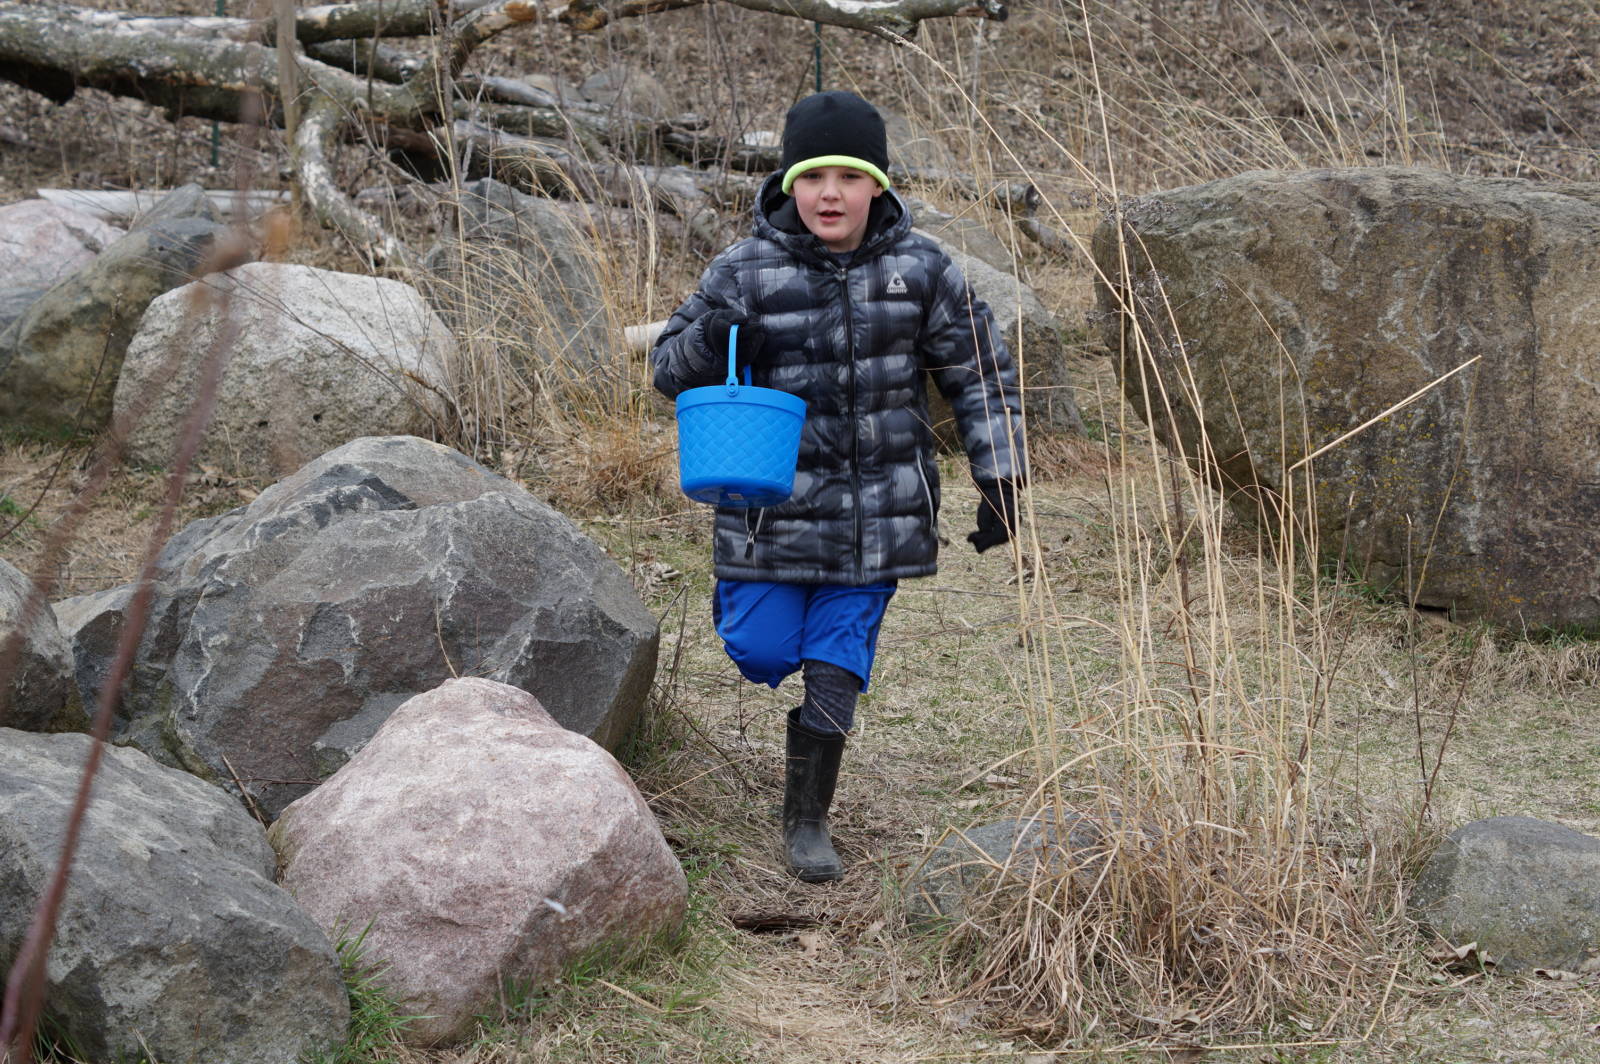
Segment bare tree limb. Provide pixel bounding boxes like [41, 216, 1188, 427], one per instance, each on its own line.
[0, 2, 420, 120]
[549, 0, 707, 30]
[1017, 216, 1079, 259]
[294, 93, 413, 265]
[290, 0, 996, 38]
[303, 37, 429, 81]
[720, 0, 1004, 38]
[438, 0, 542, 80]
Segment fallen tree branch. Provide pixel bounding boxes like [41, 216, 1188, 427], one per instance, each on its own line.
[290, 0, 996, 40]
[438, 0, 543, 81]
[417, 121, 743, 249]
[294, 93, 413, 265]
[625, 319, 667, 352]
[1017, 216, 1080, 259]
[720, 0, 1004, 37]
[0, 2, 420, 121]
[303, 37, 428, 82]
[0, 0, 1003, 61]
[1, 0, 1012, 281]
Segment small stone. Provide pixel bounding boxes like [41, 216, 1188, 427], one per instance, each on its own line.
[1411, 816, 1600, 973]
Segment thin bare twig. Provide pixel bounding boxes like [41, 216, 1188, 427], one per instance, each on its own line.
[0, 285, 243, 1064]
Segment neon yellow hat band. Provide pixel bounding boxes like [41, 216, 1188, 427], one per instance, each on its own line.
[780, 155, 892, 194]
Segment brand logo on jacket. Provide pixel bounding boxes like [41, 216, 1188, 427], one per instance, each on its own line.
[885, 271, 908, 295]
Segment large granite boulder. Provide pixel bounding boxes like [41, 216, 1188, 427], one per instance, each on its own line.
[49, 584, 142, 727]
[940, 243, 1084, 440]
[0, 729, 349, 1063]
[0, 559, 83, 733]
[421, 178, 610, 378]
[270, 677, 687, 1045]
[1093, 167, 1600, 630]
[58, 435, 659, 817]
[0, 285, 47, 337]
[0, 199, 124, 290]
[1410, 816, 1600, 973]
[909, 198, 1017, 274]
[0, 184, 237, 434]
[115, 262, 453, 477]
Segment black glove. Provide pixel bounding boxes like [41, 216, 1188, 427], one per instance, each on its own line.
[700, 310, 769, 378]
[968, 479, 1020, 554]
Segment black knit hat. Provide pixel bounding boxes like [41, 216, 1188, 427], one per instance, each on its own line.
[779, 91, 891, 194]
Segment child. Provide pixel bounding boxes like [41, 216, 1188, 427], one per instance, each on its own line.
[651, 91, 1025, 883]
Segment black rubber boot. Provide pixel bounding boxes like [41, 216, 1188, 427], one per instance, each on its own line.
[783, 707, 846, 882]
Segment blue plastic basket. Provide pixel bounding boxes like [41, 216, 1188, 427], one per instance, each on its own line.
[675, 323, 806, 508]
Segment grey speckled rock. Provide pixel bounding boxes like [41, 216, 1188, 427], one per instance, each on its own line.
[904, 811, 1119, 926]
[907, 199, 1015, 274]
[66, 436, 659, 818]
[115, 262, 453, 478]
[271, 678, 687, 1045]
[1410, 816, 1600, 972]
[0, 558, 83, 732]
[1093, 167, 1600, 629]
[0, 183, 232, 434]
[0, 728, 349, 1064]
[917, 239, 1084, 446]
[421, 178, 610, 377]
[0, 199, 124, 290]
[0, 285, 47, 337]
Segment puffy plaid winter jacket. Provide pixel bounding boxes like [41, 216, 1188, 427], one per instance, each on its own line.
[651, 173, 1025, 585]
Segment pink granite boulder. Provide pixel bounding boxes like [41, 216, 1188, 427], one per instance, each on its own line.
[268, 677, 686, 1045]
[0, 199, 124, 289]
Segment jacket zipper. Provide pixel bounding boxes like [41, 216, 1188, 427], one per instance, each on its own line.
[744, 507, 765, 559]
[916, 458, 936, 532]
[836, 264, 863, 582]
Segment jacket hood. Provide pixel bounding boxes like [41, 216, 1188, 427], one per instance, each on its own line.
[752, 171, 912, 267]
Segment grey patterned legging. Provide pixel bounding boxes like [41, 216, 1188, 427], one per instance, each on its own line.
[797, 658, 860, 736]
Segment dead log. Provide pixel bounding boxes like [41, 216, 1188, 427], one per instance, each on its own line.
[302, 38, 428, 82]
[288, 0, 995, 42]
[0, 1, 422, 122]
[440, 120, 750, 248]
[1017, 216, 1080, 259]
[625, 320, 667, 352]
[0, 0, 1011, 260]
[723, 0, 1004, 38]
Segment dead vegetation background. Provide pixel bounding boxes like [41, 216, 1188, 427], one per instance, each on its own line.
[4, 0, 1600, 1061]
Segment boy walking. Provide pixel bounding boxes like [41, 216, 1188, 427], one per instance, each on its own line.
[651, 91, 1026, 883]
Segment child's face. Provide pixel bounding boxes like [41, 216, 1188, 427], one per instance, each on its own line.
[791, 165, 884, 253]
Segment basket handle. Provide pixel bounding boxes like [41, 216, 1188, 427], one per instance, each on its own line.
[724, 322, 751, 393]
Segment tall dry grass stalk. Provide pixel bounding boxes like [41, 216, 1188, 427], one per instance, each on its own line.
[419, 145, 684, 516]
[926, 337, 1407, 1040]
[889, 0, 1461, 1043]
